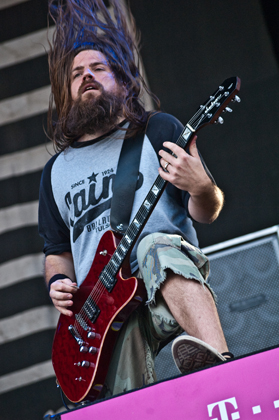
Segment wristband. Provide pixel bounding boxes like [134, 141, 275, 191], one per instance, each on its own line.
[48, 274, 68, 292]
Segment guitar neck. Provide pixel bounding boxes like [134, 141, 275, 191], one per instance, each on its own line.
[121, 128, 194, 249]
[99, 76, 241, 291]
[99, 129, 193, 291]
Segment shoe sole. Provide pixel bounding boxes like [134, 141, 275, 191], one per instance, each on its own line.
[172, 337, 225, 374]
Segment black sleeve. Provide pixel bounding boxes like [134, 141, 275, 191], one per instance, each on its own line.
[38, 154, 71, 256]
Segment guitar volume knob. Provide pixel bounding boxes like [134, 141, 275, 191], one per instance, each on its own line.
[89, 346, 98, 354]
[88, 331, 101, 340]
[81, 361, 90, 368]
[80, 346, 88, 353]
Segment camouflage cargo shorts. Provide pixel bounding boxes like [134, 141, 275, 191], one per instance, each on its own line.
[103, 232, 214, 398]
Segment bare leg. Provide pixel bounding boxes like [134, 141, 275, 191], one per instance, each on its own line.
[160, 269, 228, 354]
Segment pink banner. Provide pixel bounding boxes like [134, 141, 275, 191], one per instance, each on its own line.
[62, 346, 279, 419]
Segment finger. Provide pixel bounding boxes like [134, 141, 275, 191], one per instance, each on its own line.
[54, 296, 74, 306]
[62, 309, 74, 317]
[52, 295, 74, 316]
[51, 279, 78, 294]
[49, 288, 76, 300]
[158, 165, 171, 179]
[54, 304, 74, 317]
[160, 157, 172, 171]
[159, 150, 177, 167]
[162, 135, 198, 156]
[162, 141, 185, 157]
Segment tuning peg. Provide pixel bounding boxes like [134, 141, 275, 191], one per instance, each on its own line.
[223, 107, 233, 113]
[232, 95, 241, 103]
[214, 116, 224, 125]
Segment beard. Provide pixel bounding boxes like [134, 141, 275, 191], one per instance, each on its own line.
[64, 83, 125, 139]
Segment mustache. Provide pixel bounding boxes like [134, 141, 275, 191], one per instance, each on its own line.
[78, 80, 103, 97]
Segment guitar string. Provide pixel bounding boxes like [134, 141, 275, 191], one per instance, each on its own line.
[73, 86, 228, 334]
[73, 94, 219, 334]
[73, 171, 167, 334]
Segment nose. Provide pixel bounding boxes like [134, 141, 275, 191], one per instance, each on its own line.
[83, 68, 95, 80]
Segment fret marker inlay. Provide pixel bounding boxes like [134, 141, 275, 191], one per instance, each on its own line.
[152, 186, 159, 196]
[134, 219, 140, 228]
[144, 200, 151, 210]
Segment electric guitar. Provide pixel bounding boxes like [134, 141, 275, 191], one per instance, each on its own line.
[52, 76, 241, 403]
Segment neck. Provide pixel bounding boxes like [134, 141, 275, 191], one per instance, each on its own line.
[77, 116, 125, 142]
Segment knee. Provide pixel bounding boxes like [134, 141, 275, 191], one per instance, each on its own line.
[137, 232, 162, 265]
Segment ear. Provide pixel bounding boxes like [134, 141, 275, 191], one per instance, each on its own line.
[121, 80, 129, 98]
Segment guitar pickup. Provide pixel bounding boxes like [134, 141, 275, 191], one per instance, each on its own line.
[99, 270, 116, 292]
[83, 296, 100, 323]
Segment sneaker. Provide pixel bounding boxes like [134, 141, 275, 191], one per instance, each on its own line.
[172, 335, 226, 374]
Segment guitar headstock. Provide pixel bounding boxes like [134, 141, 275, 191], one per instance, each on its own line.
[189, 77, 241, 132]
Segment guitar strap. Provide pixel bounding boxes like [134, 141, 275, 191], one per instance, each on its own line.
[110, 129, 145, 234]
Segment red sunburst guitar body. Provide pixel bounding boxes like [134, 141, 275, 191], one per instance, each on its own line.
[52, 230, 146, 403]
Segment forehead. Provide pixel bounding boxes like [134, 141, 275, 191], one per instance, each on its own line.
[71, 49, 109, 69]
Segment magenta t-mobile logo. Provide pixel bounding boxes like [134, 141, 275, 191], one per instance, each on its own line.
[208, 397, 240, 420]
[208, 397, 279, 419]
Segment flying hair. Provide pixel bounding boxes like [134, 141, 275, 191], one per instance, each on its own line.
[47, 0, 160, 151]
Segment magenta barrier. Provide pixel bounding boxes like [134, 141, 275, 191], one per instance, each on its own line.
[61, 346, 279, 419]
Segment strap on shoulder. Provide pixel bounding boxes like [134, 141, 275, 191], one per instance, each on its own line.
[110, 130, 145, 234]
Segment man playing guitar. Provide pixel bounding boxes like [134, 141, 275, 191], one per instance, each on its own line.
[39, 0, 233, 402]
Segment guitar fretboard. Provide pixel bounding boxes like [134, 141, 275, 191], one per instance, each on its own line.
[92, 77, 240, 292]
[99, 130, 195, 291]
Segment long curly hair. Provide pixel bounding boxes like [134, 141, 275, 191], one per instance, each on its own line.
[47, 0, 160, 151]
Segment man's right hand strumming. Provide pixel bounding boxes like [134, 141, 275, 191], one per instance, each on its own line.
[49, 278, 79, 316]
[45, 252, 78, 316]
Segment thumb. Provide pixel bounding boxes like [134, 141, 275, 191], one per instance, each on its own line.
[188, 135, 198, 157]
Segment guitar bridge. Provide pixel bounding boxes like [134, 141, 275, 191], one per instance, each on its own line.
[68, 324, 84, 346]
[75, 313, 89, 331]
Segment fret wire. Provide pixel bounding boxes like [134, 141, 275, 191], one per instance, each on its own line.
[139, 210, 148, 221]
[105, 130, 190, 280]
[128, 225, 138, 237]
[129, 223, 138, 233]
[113, 252, 123, 263]
[101, 85, 232, 292]
[126, 225, 135, 236]
[177, 135, 188, 148]
[106, 261, 117, 275]
[121, 237, 129, 247]
[138, 208, 148, 220]
[146, 192, 155, 203]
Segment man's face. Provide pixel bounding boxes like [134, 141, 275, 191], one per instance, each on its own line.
[71, 49, 120, 102]
[65, 49, 125, 139]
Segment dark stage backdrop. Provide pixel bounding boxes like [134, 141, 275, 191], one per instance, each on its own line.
[130, 0, 279, 248]
[0, 0, 278, 419]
